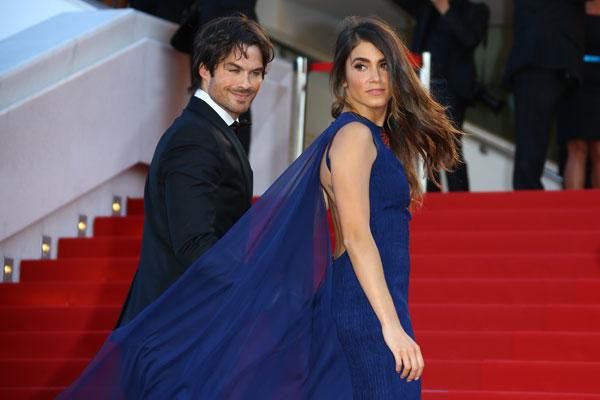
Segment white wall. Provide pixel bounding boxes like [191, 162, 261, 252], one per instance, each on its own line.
[0, 0, 97, 42]
[250, 58, 295, 195]
[0, 10, 190, 278]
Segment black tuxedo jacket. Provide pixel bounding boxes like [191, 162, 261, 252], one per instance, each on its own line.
[504, 0, 585, 84]
[392, 0, 489, 101]
[116, 96, 252, 326]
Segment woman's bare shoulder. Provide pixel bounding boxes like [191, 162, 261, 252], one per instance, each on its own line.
[331, 121, 376, 153]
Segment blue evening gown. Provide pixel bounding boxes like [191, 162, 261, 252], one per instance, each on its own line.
[327, 112, 421, 399]
[58, 112, 420, 399]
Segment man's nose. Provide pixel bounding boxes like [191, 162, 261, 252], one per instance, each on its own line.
[239, 72, 253, 88]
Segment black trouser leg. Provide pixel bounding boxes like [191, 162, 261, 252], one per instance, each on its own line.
[512, 68, 568, 190]
[427, 90, 469, 192]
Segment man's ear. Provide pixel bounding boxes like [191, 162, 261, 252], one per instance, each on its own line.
[199, 64, 211, 82]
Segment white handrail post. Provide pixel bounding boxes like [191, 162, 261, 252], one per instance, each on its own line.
[292, 56, 308, 159]
[417, 51, 431, 192]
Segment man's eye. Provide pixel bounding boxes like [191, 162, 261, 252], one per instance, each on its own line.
[227, 69, 240, 73]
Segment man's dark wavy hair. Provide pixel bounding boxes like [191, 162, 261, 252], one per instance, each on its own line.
[191, 14, 274, 90]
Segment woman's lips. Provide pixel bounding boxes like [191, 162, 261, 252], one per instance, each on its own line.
[367, 89, 385, 96]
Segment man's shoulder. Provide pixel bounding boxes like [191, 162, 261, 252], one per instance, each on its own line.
[169, 107, 222, 142]
[154, 110, 222, 159]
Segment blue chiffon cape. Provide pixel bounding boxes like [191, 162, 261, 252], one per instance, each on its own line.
[58, 118, 354, 399]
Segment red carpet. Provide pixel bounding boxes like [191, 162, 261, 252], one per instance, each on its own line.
[1, 190, 600, 399]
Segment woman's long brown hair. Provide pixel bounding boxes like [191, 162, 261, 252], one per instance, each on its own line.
[331, 16, 462, 204]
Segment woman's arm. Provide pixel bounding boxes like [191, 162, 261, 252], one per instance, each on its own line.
[328, 122, 424, 381]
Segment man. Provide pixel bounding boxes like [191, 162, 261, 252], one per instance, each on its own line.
[116, 15, 274, 326]
[392, 0, 490, 191]
[504, 0, 585, 190]
[170, 0, 258, 154]
[131, 1, 258, 153]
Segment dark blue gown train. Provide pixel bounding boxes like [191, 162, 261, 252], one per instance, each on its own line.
[58, 112, 420, 399]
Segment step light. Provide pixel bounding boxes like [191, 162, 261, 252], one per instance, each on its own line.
[41, 235, 52, 259]
[77, 215, 88, 237]
[112, 196, 122, 216]
[3, 258, 13, 283]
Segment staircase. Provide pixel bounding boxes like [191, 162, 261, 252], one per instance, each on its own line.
[1, 191, 600, 399]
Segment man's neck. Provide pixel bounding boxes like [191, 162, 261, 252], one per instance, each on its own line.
[194, 89, 238, 126]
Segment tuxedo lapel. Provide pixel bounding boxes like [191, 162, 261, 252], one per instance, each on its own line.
[186, 97, 253, 202]
[221, 124, 253, 201]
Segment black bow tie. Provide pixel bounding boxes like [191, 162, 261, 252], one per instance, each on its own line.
[230, 120, 251, 134]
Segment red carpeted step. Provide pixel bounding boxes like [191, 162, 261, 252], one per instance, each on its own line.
[411, 254, 600, 279]
[3, 358, 600, 393]
[0, 306, 120, 332]
[93, 216, 144, 236]
[411, 208, 600, 232]
[123, 192, 600, 212]
[0, 359, 87, 387]
[417, 331, 600, 361]
[6, 330, 596, 362]
[54, 231, 600, 258]
[19, 258, 137, 282]
[0, 331, 109, 359]
[421, 190, 600, 210]
[57, 237, 141, 258]
[126, 198, 144, 216]
[2, 304, 598, 333]
[422, 389, 600, 400]
[411, 230, 600, 254]
[410, 304, 600, 332]
[0, 387, 63, 400]
[410, 279, 600, 304]
[3, 192, 600, 397]
[2, 279, 597, 307]
[425, 359, 600, 393]
[0, 282, 129, 306]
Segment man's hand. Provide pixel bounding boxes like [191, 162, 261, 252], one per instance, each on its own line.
[586, 0, 600, 16]
[431, 0, 450, 14]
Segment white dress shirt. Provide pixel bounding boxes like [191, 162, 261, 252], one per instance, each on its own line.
[194, 89, 238, 126]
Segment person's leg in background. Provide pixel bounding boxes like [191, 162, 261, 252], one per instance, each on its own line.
[426, 90, 469, 192]
[564, 139, 589, 189]
[444, 95, 469, 191]
[590, 140, 600, 188]
[512, 68, 569, 190]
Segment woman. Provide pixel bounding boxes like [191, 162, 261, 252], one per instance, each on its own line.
[320, 16, 460, 397]
[58, 16, 459, 400]
[558, 0, 600, 189]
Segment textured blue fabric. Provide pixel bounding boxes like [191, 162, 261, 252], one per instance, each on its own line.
[58, 112, 419, 399]
[329, 113, 421, 399]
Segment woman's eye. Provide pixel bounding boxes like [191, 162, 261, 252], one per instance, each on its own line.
[354, 64, 366, 71]
[380, 62, 388, 70]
